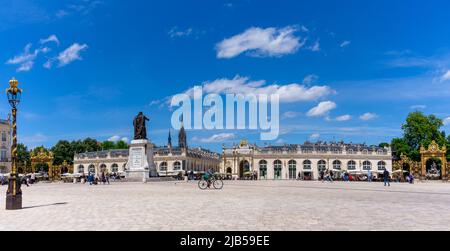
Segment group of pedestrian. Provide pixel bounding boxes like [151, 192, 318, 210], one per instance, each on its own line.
[320, 169, 334, 182]
[84, 172, 110, 185]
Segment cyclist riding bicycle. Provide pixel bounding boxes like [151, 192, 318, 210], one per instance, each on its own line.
[203, 169, 215, 186]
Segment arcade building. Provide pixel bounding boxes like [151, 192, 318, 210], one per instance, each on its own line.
[220, 140, 393, 180]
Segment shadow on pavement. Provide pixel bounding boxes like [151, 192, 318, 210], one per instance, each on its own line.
[22, 202, 68, 209]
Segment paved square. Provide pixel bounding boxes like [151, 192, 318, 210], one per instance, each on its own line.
[1, 181, 450, 231]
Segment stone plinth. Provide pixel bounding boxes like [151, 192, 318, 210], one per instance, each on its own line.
[125, 139, 157, 182]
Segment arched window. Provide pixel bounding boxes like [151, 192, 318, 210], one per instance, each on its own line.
[318, 160, 326, 172]
[173, 161, 181, 171]
[362, 149, 369, 155]
[78, 165, 84, 173]
[160, 162, 168, 171]
[88, 164, 95, 174]
[288, 160, 296, 180]
[332, 160, 341, 170]
[347, 149, 354, 154]
[274, 160, 282, 180]
[377, 150, 385, 155]
[347, 160, 356, 170]
[100, 164, 107, 173]
[378, 161, 386, 171]
[111, 163, 119, 173]
[363, 161, 372, 170]
[259, 160, 267, 179]
[303, 160, 312, 170]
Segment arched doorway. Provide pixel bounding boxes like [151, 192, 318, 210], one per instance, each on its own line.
[259, 160, 267, 180]
[288, 160, 296, 180]
[274, 160, 282, 180]
[425, 158, 442, 180]
[239, 160, 250, 179]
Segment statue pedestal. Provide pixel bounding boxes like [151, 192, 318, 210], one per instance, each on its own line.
[126, 139, 157, 182]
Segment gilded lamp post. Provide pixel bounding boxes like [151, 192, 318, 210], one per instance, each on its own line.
[5, 77, 23, 210]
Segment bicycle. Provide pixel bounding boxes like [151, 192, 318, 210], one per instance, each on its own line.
[198, 175, 223, 190]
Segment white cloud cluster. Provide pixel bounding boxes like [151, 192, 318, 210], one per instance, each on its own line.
[6, 43, 49, 72]
[283, 111, 301, 119]
[442, 70, 450, 82]
[309, 133, 320, 140]
[182, 76, 335, 104]
[108, 135, 129, 143]
[307, 101, 336, 117]
[193, 133, 235, 143]
[303, 74, 319, 84]
[359, 112, 378, 121]
[6, 35, 88, 71]
[57, 43, 88, 67]
[336, 114, 352, 121]
[216, 26, 303, 58]
[168, 27, 193, 38]
[340, 40, 351, 48]
[444, 117, 450, 126]
[40, 35, 60, 46]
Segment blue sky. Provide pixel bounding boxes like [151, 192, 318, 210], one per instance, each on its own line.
[1, 0, 450, 152]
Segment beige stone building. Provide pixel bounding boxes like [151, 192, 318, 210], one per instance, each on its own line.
[221, 140, 392, 180]
[73, 126, 220, 176]
[0, 119, 12, 173]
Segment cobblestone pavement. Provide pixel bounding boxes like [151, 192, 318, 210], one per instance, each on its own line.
[1, 180, 450, 231]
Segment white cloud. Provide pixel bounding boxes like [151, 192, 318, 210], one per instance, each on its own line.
[40, 35, 60, 46]
[57, 43, 88, 67]
[309, 133, 320, 140]
[359, 112, 378, 121]
[282, 111, 301, 119]
[179, 76, 334, 104]
[108, 135, 121, 142]
[307, 101, 337, 117]
[340, 40, 351, 48]
[216, 26, 303, 58]
[6, 43, 49, 72]
[410, 105, 426, 110]
[303, 74, 319, 84]
[22, 133, 49, 146]
[301, 25, 309, 32]
[442, 70, 450, 82]
[193, 133, 235, 143]
[443, 117, 450, 126]
[168, 27, 193, 38]
[336, 115, 352, 122]
[309, 40, 320, 52]
[121, 137, 129, 143]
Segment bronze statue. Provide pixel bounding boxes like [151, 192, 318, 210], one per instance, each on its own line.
[133, 112, 150, 140]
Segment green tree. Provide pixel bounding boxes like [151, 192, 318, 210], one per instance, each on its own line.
[392, 112, 446, 161]
[82, 138, 101, 152]
[17, 143, 30, 164]
[51, 140, 74, 165]
[379, 142, 390, 148]
[100, 141, 116, 150]
[115, 140, 128, 149]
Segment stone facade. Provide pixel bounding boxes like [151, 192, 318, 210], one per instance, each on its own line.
[221, 140, 393, 180]
[73, 127, 220, 176]
[0, 119, 12, 173]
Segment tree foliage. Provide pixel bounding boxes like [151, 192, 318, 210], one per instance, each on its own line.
[392, 112, 447, 161]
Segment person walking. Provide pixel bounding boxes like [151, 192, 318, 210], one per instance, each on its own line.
[368, 170, 372, 182]
[30, 172, 36, 184]
[383, 169, 391, 186]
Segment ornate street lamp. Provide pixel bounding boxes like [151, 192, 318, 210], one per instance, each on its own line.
[5, 77, 23, 210]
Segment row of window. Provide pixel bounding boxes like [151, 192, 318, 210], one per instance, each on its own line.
[261, 149, 387, 155]
[77, 163, 124, 173]
[159, 161, 182, 171]
[258, 160, 386, 171]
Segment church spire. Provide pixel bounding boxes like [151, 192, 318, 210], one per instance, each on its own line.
[179, 116, 187, 149]
[168, 129, 172, 148]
